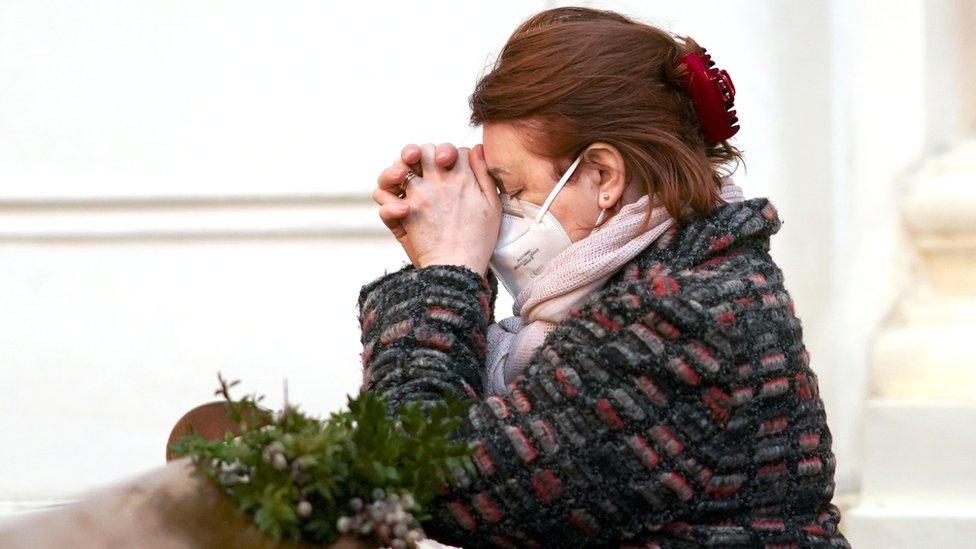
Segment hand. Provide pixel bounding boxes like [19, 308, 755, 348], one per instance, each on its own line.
[374, 143, 462, 267]
[374, 143, 500, 275]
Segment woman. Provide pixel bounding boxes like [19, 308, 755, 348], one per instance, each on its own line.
[0, 7, 849, 549]
[362, 6, 850, 548]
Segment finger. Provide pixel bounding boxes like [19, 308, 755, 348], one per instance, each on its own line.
[468, 144, 498, 198]
[419, 143, 439, 177]
[435, 143, 458, 169]
[377, 164, 408, 194]
[454, 145, 471, 175]
[371, 186, 411, 212]
[378, 203, 409, 239]
[401, 144, 422, 177]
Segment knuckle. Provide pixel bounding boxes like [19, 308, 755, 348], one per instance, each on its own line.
[379, 176, 399, 191]
[376, 166, 393, 184]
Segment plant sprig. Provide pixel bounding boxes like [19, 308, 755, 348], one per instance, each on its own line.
[169, 372, 476, 547]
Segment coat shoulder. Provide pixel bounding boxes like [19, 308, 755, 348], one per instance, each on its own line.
[567, 196, 802, 384]
[618, 196, 784, 276]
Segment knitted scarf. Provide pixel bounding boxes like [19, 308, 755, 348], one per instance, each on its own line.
[484, 176, 746, 396]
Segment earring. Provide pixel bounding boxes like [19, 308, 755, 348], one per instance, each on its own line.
[602, 193, 610, 201]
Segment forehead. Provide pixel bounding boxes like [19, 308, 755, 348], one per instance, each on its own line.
[482, 122, 533, 177]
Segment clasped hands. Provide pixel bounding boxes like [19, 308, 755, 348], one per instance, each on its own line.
[373, 143, 502, 277]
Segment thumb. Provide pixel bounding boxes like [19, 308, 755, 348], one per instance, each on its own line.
[469, 144, 498, 199]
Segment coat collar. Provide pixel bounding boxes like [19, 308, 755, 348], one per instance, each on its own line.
[612, 196, 784, 280]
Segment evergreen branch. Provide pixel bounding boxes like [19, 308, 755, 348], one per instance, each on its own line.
[169, 372, 476, 548]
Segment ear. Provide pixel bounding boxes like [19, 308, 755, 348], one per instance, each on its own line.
[581, 142, 627, 211]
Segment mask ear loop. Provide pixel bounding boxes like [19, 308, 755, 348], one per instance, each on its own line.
[534, 153, 585, 224]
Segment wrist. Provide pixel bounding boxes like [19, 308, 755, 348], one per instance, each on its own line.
[418, 257, 488, 277]
[421, 260, 488, 280]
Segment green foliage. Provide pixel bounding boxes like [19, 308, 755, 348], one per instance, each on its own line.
[169, 373, 476, 546]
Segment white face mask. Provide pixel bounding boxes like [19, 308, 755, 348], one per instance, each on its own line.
[489, 152, 606, 299]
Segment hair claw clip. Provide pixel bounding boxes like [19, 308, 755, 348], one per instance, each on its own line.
[676, 49, 740, 142]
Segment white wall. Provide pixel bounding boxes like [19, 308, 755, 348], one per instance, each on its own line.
[0, 0, 532, 199]
[0, 0, 546, 505]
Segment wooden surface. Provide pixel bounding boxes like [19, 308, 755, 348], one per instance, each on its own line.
[0, 457, 371, 548]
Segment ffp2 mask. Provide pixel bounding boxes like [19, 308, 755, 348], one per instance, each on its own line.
[488, 152, 606, 299]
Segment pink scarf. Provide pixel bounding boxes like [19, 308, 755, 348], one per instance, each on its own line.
[484, 176, 746, 395]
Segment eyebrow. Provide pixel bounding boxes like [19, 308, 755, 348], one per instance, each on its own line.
[487, 167, 513, 192]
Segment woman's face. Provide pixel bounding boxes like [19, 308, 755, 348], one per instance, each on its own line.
[482, 122, 603, 243]
[481, 121, 634, 243]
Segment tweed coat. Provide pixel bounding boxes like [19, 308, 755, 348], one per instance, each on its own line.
[356, 196, 851, 548]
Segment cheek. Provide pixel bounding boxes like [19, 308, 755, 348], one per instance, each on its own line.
[550, 190, 599, 235]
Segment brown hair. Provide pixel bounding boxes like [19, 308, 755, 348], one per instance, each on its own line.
[469, 7, 746, 230]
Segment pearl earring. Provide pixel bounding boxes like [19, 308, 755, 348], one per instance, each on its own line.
[602, 193, 610, 201]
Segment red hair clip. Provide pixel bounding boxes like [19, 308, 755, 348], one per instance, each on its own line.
[676, 49, 740, 142]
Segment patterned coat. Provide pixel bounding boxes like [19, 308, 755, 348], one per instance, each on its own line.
[356, 197, 851, 548]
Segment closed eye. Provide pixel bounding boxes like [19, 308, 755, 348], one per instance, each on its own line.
[490, 172, 525, 198]
[492, 177, 522, 198]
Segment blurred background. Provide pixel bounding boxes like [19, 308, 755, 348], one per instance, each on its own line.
[1, 1, 974, 546]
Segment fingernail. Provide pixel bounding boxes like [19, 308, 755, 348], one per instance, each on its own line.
[436, 153, 448, 161]
[393, 167, 405, 177]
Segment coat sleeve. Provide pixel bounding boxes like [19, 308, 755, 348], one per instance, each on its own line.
[357, 262, 499, 404]
[356, 262, 736, 547]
